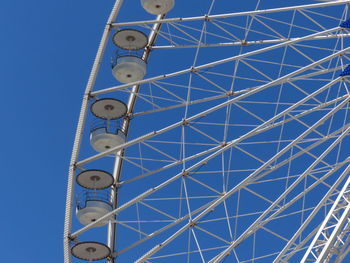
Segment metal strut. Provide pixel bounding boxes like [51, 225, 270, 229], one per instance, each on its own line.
[301, 173, 350, 263]
[107, 13, 165, 263]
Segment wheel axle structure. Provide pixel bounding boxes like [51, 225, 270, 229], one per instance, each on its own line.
[64, 1, 350, 262]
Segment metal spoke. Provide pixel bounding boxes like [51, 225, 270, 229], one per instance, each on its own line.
[65, 1, 350, 262]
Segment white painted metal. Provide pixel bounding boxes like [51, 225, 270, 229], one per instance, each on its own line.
[113, 29, 148, 50]
[149, 33, 350, 49]
[92, 27, 343, 96]
[76, 170, 114, 189]
[112, 56, 147, 83]
[208, 121, 350, 263]
[71, 242, 111, 261]
[90, 98, 127, 120]
[90, 128, 126, 153]
[135, 97, 350, 263]
[107, 16, 164, 263]
[65, 1, 350, 262]
[79, 46, 348, 165]
[141, 0, 174, 15]
[301, 173, 350, 262]
[274, 160, 350, 262]
[113, 1, 350, 27]
[63, 1, 124, 262]
[72, 80, 347, 235]
[76, 200, 113, 227]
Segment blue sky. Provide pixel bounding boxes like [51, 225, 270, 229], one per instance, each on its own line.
[0, 1, 111, 262]
[2, 1, 350, 262]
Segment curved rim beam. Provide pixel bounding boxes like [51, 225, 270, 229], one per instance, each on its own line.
[63, 1, 125, 263]
[65, 2, 350, 263]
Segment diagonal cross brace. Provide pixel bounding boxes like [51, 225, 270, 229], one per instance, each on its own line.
[301, 173, 350, 262]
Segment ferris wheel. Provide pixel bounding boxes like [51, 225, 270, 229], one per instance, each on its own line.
[64, 0, 350, 262]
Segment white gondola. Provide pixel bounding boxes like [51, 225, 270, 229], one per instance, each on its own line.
[76, 169, 114, 190]
[76, 191, 113, 227]
[141, 0, 175, 14]
[112, 56, 146, 83]
[90, 128, 126, 153]
[90, 98, 127, 152]
[90, 98, 127, 120]
[113, 29, 148, 51]
[71, 241, 111, 261]
[112, 29, 148, 83]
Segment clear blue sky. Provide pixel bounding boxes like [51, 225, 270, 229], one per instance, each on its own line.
[0, 1, 111, 262]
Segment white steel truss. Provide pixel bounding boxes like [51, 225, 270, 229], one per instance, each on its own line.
[64, 1, 350, 263]
[301, 171, 350, 263]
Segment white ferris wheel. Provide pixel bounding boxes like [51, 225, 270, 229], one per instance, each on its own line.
[64, 0, 350, 262]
